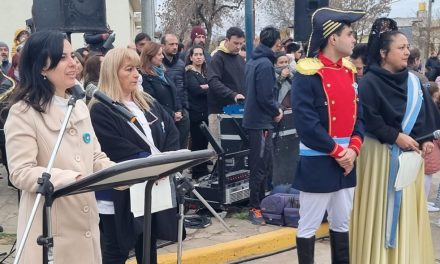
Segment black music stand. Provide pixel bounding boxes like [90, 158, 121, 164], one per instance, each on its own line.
[53, 149, 215, 264]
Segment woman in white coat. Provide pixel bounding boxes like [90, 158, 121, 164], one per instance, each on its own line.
[4, 31, 113, 263]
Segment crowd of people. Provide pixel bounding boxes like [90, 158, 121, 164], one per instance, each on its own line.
[1, 6, 440, 264]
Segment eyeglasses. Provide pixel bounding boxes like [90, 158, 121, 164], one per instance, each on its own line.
[145, 110, 158, 125]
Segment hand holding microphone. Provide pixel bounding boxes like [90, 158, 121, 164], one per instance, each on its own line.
[85, 83, 136, 123]
[397, 130, 440, 153]
[415, 130, 440, 156]
[415, 130, 440, 143]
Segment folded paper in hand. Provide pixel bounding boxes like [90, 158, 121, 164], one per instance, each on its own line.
[394, 151, 423, 191]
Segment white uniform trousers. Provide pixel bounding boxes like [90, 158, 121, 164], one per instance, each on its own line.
[297, 187, 355, 238]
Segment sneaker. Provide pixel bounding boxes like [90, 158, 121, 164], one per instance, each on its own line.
[428, 202, 435, 207]
[427, 205, 440, 212]
[249, 208, 266, 225]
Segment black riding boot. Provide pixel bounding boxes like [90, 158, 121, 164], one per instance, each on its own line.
[329, 230, 349, 264]
[296, 236, 315, 264]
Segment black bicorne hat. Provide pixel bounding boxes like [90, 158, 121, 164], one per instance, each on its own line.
[306, 8, 366, 57]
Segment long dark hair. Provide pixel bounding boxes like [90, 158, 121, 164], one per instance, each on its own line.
[185, 45, 207, 75]
[8, 30, 66, 112]
[366, 18, 404, 67]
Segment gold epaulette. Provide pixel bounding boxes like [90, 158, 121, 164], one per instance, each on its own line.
[342, 58, 357, 73]
[296, 58, 324, 75]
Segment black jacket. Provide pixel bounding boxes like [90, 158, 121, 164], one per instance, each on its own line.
[242, 44, 280, 129]
[142, 73, 181, 117]
[360, 64, 440, 144]
[186, 68, 208, 114]
[425, 56, 440, 72]
[163, 54, 188, 109]
[207, 50, 245, 114]
[90, 100, 180, 252]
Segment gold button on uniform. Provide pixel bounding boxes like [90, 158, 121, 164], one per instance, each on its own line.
[332, 117, 336, 121]
[83, 206, 89, 213]
[327, 84, 331, 87]
[75, 155, 81, 162]
[331, 100, 335, 105]
[85, 231, 91, 238]
[68, 129, 76, 136]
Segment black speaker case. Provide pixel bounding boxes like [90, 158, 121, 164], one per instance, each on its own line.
[33, 0, 107, 33]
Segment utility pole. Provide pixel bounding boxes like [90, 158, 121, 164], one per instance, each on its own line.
[245, 0, 254, 59]
[141, 0, 156, 39]
[426, 0, 433, 59]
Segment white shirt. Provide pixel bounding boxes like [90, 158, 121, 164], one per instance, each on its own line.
[124, 101, 158, 154]
[53, 95, 69, 114]
[97, 101, 159, 215]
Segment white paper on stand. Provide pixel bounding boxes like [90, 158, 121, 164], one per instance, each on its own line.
[130, 150, 189, 217]
[394, 151, 423, 191]
[130, 175, 175, 217]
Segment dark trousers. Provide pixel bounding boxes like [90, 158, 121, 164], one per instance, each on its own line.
[189, 110, 209, 177]
[175, 108, 190, 149]
[247, 129, 273, 208]
[99, 214, 157, 264]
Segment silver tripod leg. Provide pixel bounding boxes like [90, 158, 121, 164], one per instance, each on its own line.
[191, 189, 232, 232]
[177, 202, 185, 264]
[13, 193, 42, 264]
[176, 178, 233, 264]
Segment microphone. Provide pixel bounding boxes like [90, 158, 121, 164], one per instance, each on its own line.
[415, 130, 440, 143]
[70, 84, 86, 100]
[102, 32, 116, 50]
[85, 83, 136, 123]
[67, 84, 86, 106]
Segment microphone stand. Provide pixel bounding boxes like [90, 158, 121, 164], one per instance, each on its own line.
[14, 91, 84, 264]
[124, 120, 232, 264]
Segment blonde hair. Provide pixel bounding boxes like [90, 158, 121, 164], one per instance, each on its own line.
[89, 47, 153, 111]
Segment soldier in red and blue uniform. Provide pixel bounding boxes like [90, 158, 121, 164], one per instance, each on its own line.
[291, 8, 365, 264]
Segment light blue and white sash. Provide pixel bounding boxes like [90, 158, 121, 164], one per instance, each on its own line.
[385, 72, 423, 248]
[299, 137, 350, 156]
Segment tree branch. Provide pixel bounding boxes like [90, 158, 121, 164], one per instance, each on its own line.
[196, 2, 209, 27]
[210, 0, 244, 21]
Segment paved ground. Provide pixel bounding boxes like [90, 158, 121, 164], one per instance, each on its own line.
[240, 175, 440, 264]
[1, 164, 440, 263]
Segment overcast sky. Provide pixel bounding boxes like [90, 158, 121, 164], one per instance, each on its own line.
[390, 0, 439, 17]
